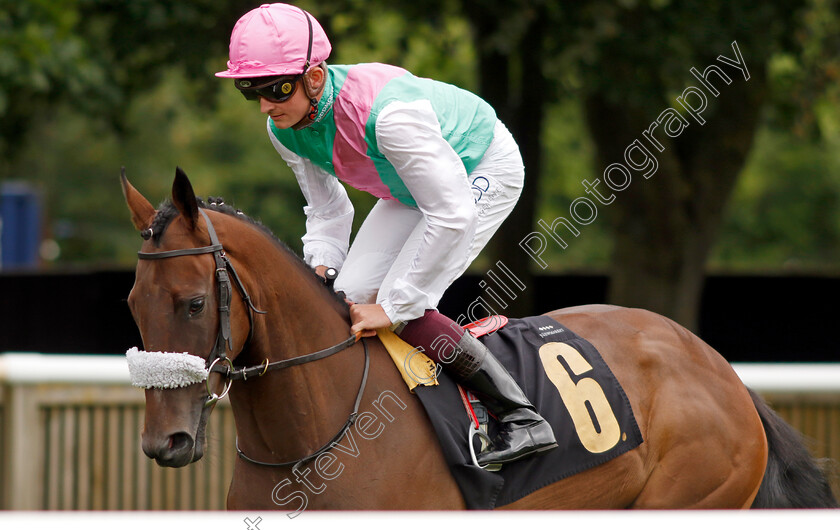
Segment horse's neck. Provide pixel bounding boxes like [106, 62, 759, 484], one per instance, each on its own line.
[227, 222, 351, 355]
[256, 258, 351, 358]
[229, 239, 359, 462]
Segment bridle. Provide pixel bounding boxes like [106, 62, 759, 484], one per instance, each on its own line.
[136, 208, 369, 471]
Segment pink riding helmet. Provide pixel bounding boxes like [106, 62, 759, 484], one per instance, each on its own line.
[215, 3, 331, 79]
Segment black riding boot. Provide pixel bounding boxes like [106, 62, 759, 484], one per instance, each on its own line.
[448, 332, 557, 466]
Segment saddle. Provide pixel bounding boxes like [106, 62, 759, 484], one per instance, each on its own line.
[379, 314, 643, 509]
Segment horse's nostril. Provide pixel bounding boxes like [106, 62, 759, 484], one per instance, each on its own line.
[168, 432, 193, 453]
[142, 432, 196, 468]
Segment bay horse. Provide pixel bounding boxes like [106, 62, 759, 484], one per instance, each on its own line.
[122, 168, 837, 511]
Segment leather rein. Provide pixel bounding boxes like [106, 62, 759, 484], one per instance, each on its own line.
[136, 208, 369, 471]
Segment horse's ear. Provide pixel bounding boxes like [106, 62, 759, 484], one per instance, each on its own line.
[120, 167, 156, 232]
[172, 167, 199, 231]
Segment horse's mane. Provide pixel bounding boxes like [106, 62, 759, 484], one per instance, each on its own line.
[148, 197, 350, 316]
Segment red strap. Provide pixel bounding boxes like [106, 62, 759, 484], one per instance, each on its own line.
[463, 315, 508, 338]
[457, 385, 480, 429]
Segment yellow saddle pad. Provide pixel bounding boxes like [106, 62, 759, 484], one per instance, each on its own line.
[376, 328, 439, 391]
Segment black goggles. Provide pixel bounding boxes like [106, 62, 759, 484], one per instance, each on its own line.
[235, 75, 302, 103]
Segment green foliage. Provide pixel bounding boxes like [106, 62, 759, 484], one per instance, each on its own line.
[8, 67, 309, 265]
[314, 0, 477, 89]
[713, 119, 840, 270]
[710, 0, 840, 271]
[0, 0, 112, 170]
[556, 0, 803, 109]
[537, 99, 612, 271]
[766, 0, 840, 136]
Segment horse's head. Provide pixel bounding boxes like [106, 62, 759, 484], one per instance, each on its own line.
[121, 168, 252, 467]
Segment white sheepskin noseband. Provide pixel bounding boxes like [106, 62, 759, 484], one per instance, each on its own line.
[125, 347, 209, 389]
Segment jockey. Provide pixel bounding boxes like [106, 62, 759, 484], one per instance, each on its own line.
[216, 3, 556, 466]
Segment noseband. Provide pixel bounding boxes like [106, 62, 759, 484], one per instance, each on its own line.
[135, 208, 368, 471]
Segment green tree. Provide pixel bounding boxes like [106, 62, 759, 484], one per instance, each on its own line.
[0, 0, 111, 173]
[0, 0, 261, 175]
[571, 1, 814, 330]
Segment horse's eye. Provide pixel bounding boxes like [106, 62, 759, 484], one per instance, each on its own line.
[189, 298, 205, 315]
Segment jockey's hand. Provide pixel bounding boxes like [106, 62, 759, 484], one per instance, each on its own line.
[314, 265, 328, 279]
[348, 303, 392, 338]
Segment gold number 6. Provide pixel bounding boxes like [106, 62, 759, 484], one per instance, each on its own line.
[538, 342, 621, 454]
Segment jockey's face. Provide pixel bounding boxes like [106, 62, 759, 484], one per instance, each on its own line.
[259, 80, 311, 129]
[259, 66, 325, 130]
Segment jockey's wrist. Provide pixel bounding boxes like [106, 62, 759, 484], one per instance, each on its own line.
[324, 267, 338, 281]
[379, 298, 400, 326]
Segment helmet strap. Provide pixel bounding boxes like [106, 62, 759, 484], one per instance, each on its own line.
[300, 7, 313, 73]
[302, 8, 317, 120]
[292, 8, 318, 131]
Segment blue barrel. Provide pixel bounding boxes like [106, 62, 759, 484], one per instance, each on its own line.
[0, 182, 42, 269]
